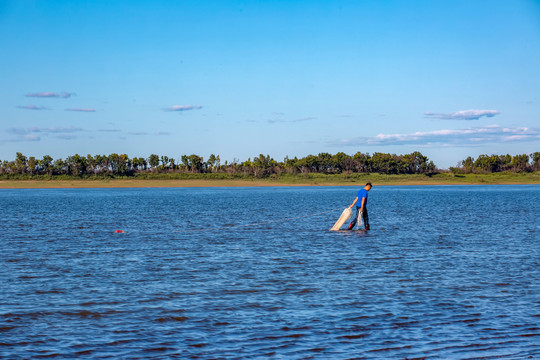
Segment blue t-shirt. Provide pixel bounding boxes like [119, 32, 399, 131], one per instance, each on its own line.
[357, 188, 368, 208]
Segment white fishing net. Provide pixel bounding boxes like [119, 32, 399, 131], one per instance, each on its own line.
[330, 208, 353, 231]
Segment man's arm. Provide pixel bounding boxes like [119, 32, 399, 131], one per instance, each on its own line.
[349, 197, 358, 208]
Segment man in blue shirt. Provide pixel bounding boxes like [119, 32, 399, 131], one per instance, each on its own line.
[348, 182, 372, 230]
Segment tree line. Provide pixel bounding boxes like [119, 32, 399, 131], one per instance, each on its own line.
[2, 151, 538, 178]
[451, 153, 540, 173]
[1, 151, 437, 177]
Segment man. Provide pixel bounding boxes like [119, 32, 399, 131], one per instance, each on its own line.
[348, 182, 372, 230]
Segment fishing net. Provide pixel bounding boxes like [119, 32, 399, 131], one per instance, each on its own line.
[330, 207, 353, 231]
[356, 210, 364, 228]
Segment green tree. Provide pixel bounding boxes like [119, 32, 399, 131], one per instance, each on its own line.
[405, 151, 430, 174]
[240, 157, 253, 175]
[53, 158, 66, 175]
[140, 157, 148, 170]
[283, 156, 298, 174]
[132, 157, 148, 171]
[5, 160, 16, 174]
[108, 153, 130, 175]
[298, 155, 319, 173]
[41, 155, 54, 175]
[15, 152, 27, 174]
[183, 154, 203, 173]
[511, 154, 529, 171]
[461, 156, 474, 173]
[66, 154, 87, 176]
[160, 155, 169, 169]
[353, 152, 371, 173]
[148, 154, 160, 169]
[371, 153, 398, 174]
[86, 154, 98, 174]
[331, 152, 352, 173]
[94, 154, 110, 173]
[531, 152, 540, 171]
[498, 154, 512, 171]
[207, 154, 219, 172]
[317, 152, 333, 173]
[474, 154, 501, 172]
[252, 154, 277, 177]
[27, 157, 37, 175]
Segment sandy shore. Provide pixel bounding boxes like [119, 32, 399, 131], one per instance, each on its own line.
[1, 178, 538, 189]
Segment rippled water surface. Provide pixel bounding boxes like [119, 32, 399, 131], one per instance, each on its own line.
[1, 185, 539, 359]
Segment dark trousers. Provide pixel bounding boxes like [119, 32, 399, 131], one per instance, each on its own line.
[348, 207, 369, 230]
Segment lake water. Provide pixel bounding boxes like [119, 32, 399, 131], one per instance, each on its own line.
[1, 185, 539, 359]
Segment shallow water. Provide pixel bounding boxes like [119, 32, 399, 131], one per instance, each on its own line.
[1, 185, 539, 359]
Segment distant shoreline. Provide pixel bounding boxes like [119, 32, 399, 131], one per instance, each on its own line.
[1, 172, 539, 189]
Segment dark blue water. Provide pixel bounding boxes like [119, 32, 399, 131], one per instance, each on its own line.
[1, 185, 539, 359]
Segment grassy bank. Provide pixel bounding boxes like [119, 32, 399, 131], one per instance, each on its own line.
[0, 172, 539, 188]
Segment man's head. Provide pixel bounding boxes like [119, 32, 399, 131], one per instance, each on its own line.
[365, 182, 372, 191]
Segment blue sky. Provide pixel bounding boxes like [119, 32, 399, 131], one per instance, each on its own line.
[1, 0, 539, 168]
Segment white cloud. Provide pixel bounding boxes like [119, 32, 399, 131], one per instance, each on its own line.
[126, 131, 171, 136]
[17, 105, 50, 110]
[65, 108, 95, 112]
[25, 91, 75, 98]
[2, 134, 41, 142]
[128, 131, 148, 135]
[55, 134, 78, 140]
[4, 127, 83, 142]
[332, 125, 540, 147]
[267, 117, 317, 124]
[163, 105, 202, 112]
[424, 109, 500, 120]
